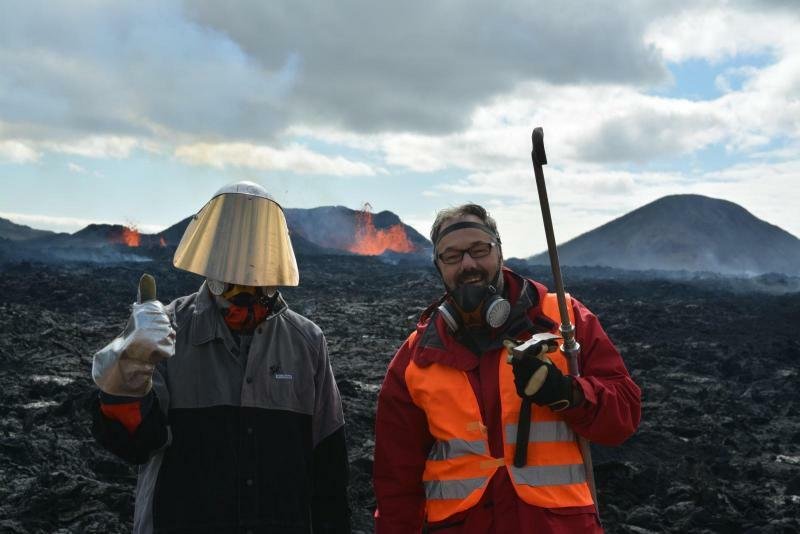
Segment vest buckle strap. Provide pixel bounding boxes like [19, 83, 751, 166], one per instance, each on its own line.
[466, 421, 488, 434]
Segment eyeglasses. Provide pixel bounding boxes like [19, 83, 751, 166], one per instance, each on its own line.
[436, 242, 497, 265]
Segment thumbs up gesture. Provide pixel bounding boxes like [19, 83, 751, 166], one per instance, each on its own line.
[92, 274, 176, 397]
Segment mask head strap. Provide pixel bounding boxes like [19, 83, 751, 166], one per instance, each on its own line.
[433, 222, 502, 271]
[433, 222, 500, 248]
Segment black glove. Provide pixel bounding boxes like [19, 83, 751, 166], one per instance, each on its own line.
[511, 356, 575, 411]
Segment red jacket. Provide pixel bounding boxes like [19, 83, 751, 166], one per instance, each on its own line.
[373, 268, 641, 533]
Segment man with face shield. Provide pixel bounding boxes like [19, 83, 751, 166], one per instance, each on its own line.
[91, 182, 351, 533]
[373, 204, 641, 533]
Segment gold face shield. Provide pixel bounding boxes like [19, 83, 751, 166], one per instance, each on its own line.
[173, 182, 300, 287]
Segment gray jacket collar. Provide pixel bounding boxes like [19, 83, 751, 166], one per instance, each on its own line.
[190, 281, 289, 346]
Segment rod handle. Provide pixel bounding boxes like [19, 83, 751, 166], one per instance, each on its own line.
[532, 127, 547, 165]
[514, 398, 533, 467]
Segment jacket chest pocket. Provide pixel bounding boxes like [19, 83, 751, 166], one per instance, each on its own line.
[254, 364, 315, 415]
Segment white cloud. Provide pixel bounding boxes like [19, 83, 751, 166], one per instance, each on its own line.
[174, 142, 381, 176]
[281, 4, 799, 174]
[714, 65, 760, 93]
[429, 166, 682, 205]
[749, 143, 800, 161]
[0, 2, 294, 145]
[294, 83, 723, 171]
[0, 0, 671, 148]
[186, 1, 667, 135]
[297, 36, 798, 170]
[571, 98, 727, 163]
[0, 140, 39, 163]
[644, 7, 798, 63]
[48, 136, 139, 158]
[67, 161, 104, 177]
[2, 1, 796, 168]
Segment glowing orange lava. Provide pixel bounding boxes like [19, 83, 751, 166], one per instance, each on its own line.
[348, 203, 414, 255]
[119, 226, 140, 247]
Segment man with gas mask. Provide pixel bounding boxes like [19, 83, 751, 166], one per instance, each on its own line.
[373, 204, 640, 533]
[91, 182, 351, 534]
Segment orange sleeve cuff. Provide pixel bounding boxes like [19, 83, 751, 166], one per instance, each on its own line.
[100, 400, 143, 435]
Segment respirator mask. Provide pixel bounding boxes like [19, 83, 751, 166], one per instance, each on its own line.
[437, 273, 510, 333]
[208, 280, 277, 332]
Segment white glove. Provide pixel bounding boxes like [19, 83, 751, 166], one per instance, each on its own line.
[92, 274, 175, 397]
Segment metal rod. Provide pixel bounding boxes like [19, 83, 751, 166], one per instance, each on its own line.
[531, 128, 574, 349]
[530, 126, 599, 518]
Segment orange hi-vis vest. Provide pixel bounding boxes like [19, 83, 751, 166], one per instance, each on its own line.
[405, 293, 594, 523]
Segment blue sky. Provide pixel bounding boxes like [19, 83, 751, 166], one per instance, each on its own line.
[1, 1, 799, 258]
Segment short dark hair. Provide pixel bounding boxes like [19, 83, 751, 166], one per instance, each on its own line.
[430, 203, 500, 247]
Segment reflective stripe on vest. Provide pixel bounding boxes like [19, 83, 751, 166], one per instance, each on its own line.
[509, 463, 586, 487]
[505, 421, 575, 443]
[424, 477, 486, 500]
[428, 438, 489, 460]
[405, 292, 594, 523]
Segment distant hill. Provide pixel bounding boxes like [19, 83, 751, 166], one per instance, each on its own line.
[528, 194, 800, 275]
[0, 206, 432, 263]
[0, 217, 57, 241]
[70, 224, 151, 246]
[158, 206, 430, 257]
[284, 206, 431, 255]
[159, 217, 192, 248]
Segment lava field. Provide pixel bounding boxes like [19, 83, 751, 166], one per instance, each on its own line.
[0, 256, 798, 533]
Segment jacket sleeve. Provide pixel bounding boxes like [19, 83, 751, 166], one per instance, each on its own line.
[373, 336, 434, 534]
[91, 364, 170, 465]
[561, 297, 641, 446]
[310, 334, 351, 533]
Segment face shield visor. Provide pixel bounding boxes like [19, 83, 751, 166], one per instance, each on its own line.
[173, 181, 299, 287]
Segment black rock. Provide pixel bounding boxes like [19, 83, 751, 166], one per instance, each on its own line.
[1, 257, 799, 533]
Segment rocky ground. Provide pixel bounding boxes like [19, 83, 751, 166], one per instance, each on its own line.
[0, 256, 798, 533]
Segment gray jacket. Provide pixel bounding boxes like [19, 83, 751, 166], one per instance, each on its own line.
[93, 282, 351, 534]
